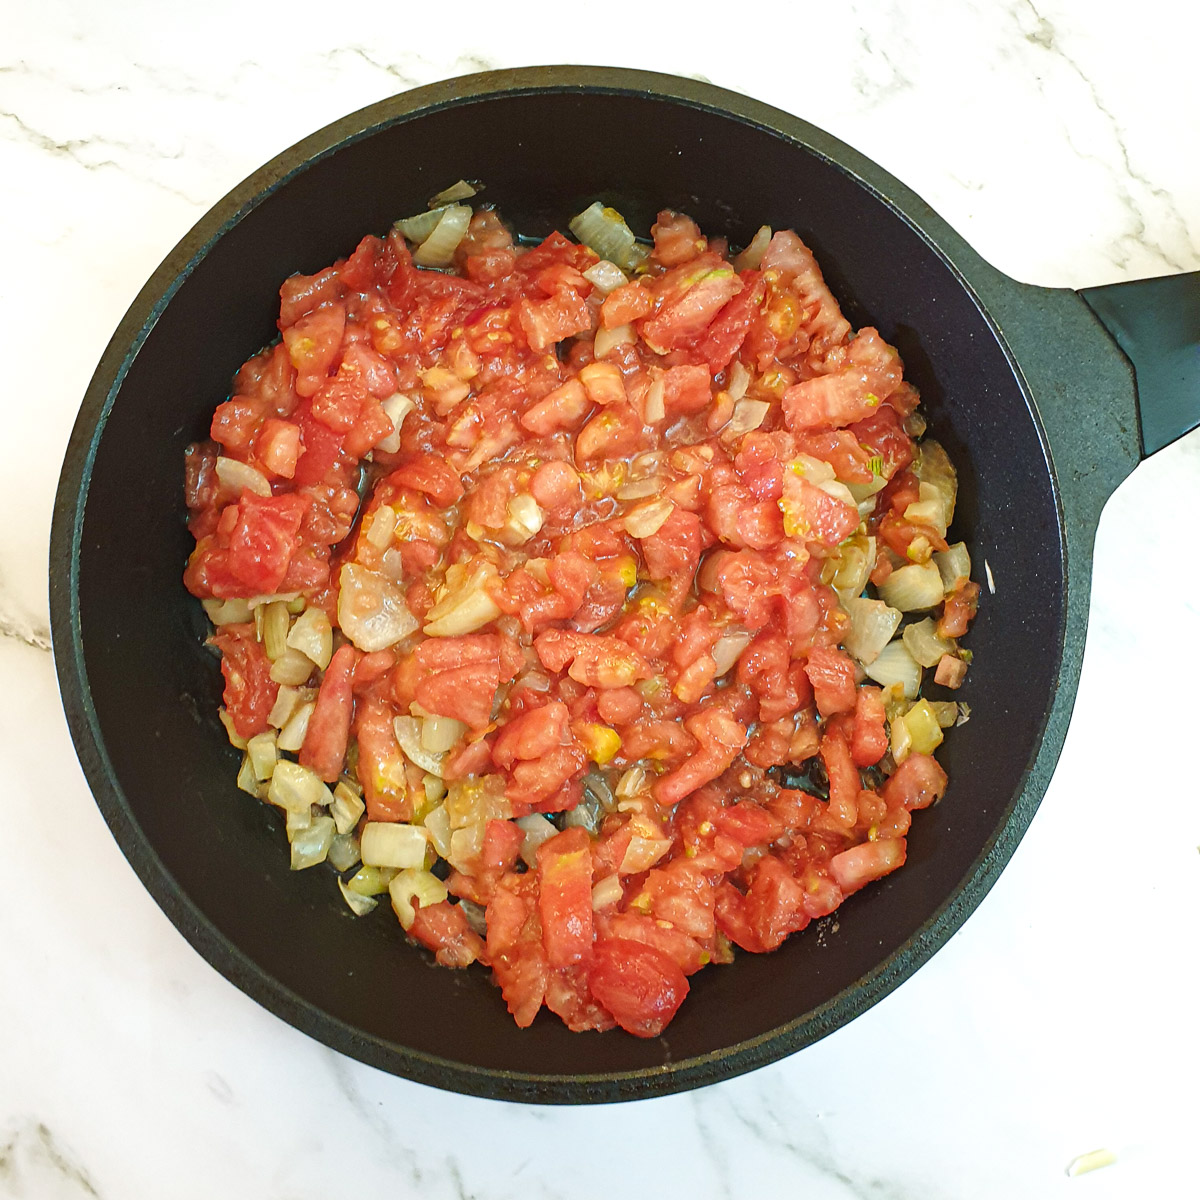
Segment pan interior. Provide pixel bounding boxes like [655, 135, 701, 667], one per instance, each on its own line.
[70, 86, 1062, 1090]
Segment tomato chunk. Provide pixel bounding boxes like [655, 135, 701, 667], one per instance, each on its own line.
[589, 938, 689, 1038]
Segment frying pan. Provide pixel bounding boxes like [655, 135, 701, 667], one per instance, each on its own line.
[49, 66, 1200, 1104]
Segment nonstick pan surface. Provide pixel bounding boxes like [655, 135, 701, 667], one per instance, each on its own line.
[49, 67, 1192, 1103]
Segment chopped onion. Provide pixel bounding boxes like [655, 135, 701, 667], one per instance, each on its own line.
[268, 760, 333, 813]
[616, 477, 661, 501]
[934, 542, 972, 593]
[824, 534, 877, 600]
[395, 205, 450, 243]
[412, 204, 472, 267]
[236, 753, 262, 797]
[448, 822, 486, 869]
[422, 561, 503, 638]
[389, 868, 448, 931]
[846, 471, 889, 503]
[901, 698, 944, 755]
[582, 769, 616, 813]
[723, 398, 770, 437]
[503, 493, 544, 544]
[712, 628, 753, 676]
[592, 874, 624, 911]
[619, 832, 672, 874]
[582, 259, 628, 294]
[360, 821, 430, 870]
[394, 716, 446, 776]
[268, 684, 303, 729]
[337, 877, 378, 917]
[327, 831, 361, 872]
[726, 359, 751, 402]
[420, 714, 468, 754]
[863, 639, 923, 699]
[365, 504, 397, 550]
[245, 731, 278, 782]
[218, 707, 247, 749]
[260, 601, 290, 662]
[346, 864, 398, 896]
[624, 497, 675, 538]
[286, 607, 333, 671]
[339, 562, 420, 652]
[841, 596, 902, 664]
[913, 439, 957, 527]
[269, 646, 314, 686]
[276, 700, 314, 752]
[428, 179, 477, 206]
[375, 392, 416, 455]
[285, 807, 311, 837]
[927, 700, 960, 729]
[734, 225, 772, 271]
[642, 377, 666, 424]
[569, 202, 647, 272]
[458, 898, 488, 937]
[877, 560, 945, 612]
[422, 803, 453, 859]
[516, 813, 558, 868]
[890, 711, 913, 764]
[203, 597, 252, 626]
[215, 456, 271, 498]
[330, 781, 365, 836]
[904, 481, 952, 540]
[593, 322, 635, 358]
[290, 814, 335, 870]
[615, 765, 648, 799]
[562, 790, 604, 835]
[902, 617, 956, 668]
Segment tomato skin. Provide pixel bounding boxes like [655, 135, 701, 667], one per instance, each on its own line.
[536, 827, 595, 970]
[300, 643, 360, 783]
[212, 626, 278, 739]
[589, 938, 689, 1038]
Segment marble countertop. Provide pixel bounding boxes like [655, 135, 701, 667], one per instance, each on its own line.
[3, 2, 1197, 1196]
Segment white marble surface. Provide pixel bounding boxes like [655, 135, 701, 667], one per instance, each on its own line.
[2, 1, 1198, 1195]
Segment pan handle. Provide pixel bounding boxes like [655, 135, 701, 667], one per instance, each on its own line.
[1080, 271, 1200, 457]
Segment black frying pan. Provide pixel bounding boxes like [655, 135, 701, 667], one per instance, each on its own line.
[49, 67, 1200, 1104]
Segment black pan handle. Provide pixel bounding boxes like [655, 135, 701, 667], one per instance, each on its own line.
[1080, 271, 1200, 457]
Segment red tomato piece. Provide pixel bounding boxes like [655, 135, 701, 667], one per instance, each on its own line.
[882, 753, 948, 811]
[408, 901, 487, 968]
[225, 491, 310, 596]
[282, 302, 346, 398]
[589, 938, 689, 1038]
[851, 686, 889, 767]
[386, 454, 464, 508]
[536, 827, 595, 969]
[212, 626, 278, 739]
[353, 694, 410, 821]
[299, 643, 360, 782]
[805, 646, 857, 717]
[829, 839, 906, 894]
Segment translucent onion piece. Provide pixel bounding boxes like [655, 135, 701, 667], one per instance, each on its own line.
[346, 864, 398, 896]
[624, 497, 675, 538]
[593, 322, 635, 358]
[428, 179, 477, 206]
[562, 789, 604, 834]
[904, 481, 951, 540]
[423, 773, 448, 807]
[912, 439, 957, 528]
[420, 714, 468, 754]
[726, 359, 751, 402]
[261, 601, 290, 663]
[413, 205, 472, 268]
[245, 731, 278, 782]
[592, 874, 624, 911]
[330, 781, 366, 836]
[286, 607, 333, 670]
[268, 684, 303, 729]
[218, 707, 247, 749]
[619, 832, 672, 874]
[394, 205, 450, 244]
[568, 202, 647, 273]
[582, 259, 628, 294]
[712, 628, 753, 676]
[337, 877, 378, 917]
[616, 477, 661, 501]
[503, 494, 544, 544]
[338, 562, 420, 652]
[846, 472, 889, 503]
[365, 504, 397, 550]
[394, 715, 446, 776]
[276, 700, 315, 752]
[285, 807, 311, 837]
[360, 821, 430, 870]
[890, 710, 914, 764]
[267, 760, 333, 813]
[877, 560, 945, 612]
[582, 769, 616, 813]
[615, 765, 648, 799]
[389, 868, 448, 931]
[458, 898, 488, 937]
[734, 225, 772, 271]
[841, 596, 902, 664]
[203, 597, 252, 626]
[236, 753, 261, 797]
[375, 392, 416, 455]
[327, 832, 361, 873]
[423, 803, 453, 859]
[290, 814, 335, 870]
[863, 639, 923, 699]
[934, 542, 972, 593]
[724, 398, 771, 437]
[422, 561, 503, 638]
[516, 813, 558, 868]
[215, 456, 271, 497]
[901, 699, 944, 756]
[448, 822, 487, 870]
[269, 646, 316, 686]
[928, 700, 960, 729]
[902, 617, 956, 668]
[824, 534, 877, 601]
[643, 377, 666, 424]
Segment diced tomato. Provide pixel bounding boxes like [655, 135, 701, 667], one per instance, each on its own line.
[299, 643, 359, 782]
[254, 419, 301, 479]
[851, 686, 888, 767]
[601, 280, 655, 328]
[694, 270, 766, 372]
[638, 254, 742, 354]
[597, 912, 709, 975]
[882, 753, 948, 811]
[353, 694, 410, 821]
[386, 454, 464, 508]
[820, 726, 859, 827]
[219, 491, 310, 597]
[408, 901, 487, 968]
[661, 364, 712, 416]
[829, 839, 906, 894]
[537, 827, 595, 969]
[640, 508, 704, 581]
[939, 580, 980, 638]
[805, 646, 857, 716]
[282, 302, 346, 397]
[589, 938, 689, 1038]
[211, 626, 278, 739]
[745, 855, 811, 950]
[486, 873, 549, 1027]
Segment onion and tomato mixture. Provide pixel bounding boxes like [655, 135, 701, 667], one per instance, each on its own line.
[183, 190, 979, 1038]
